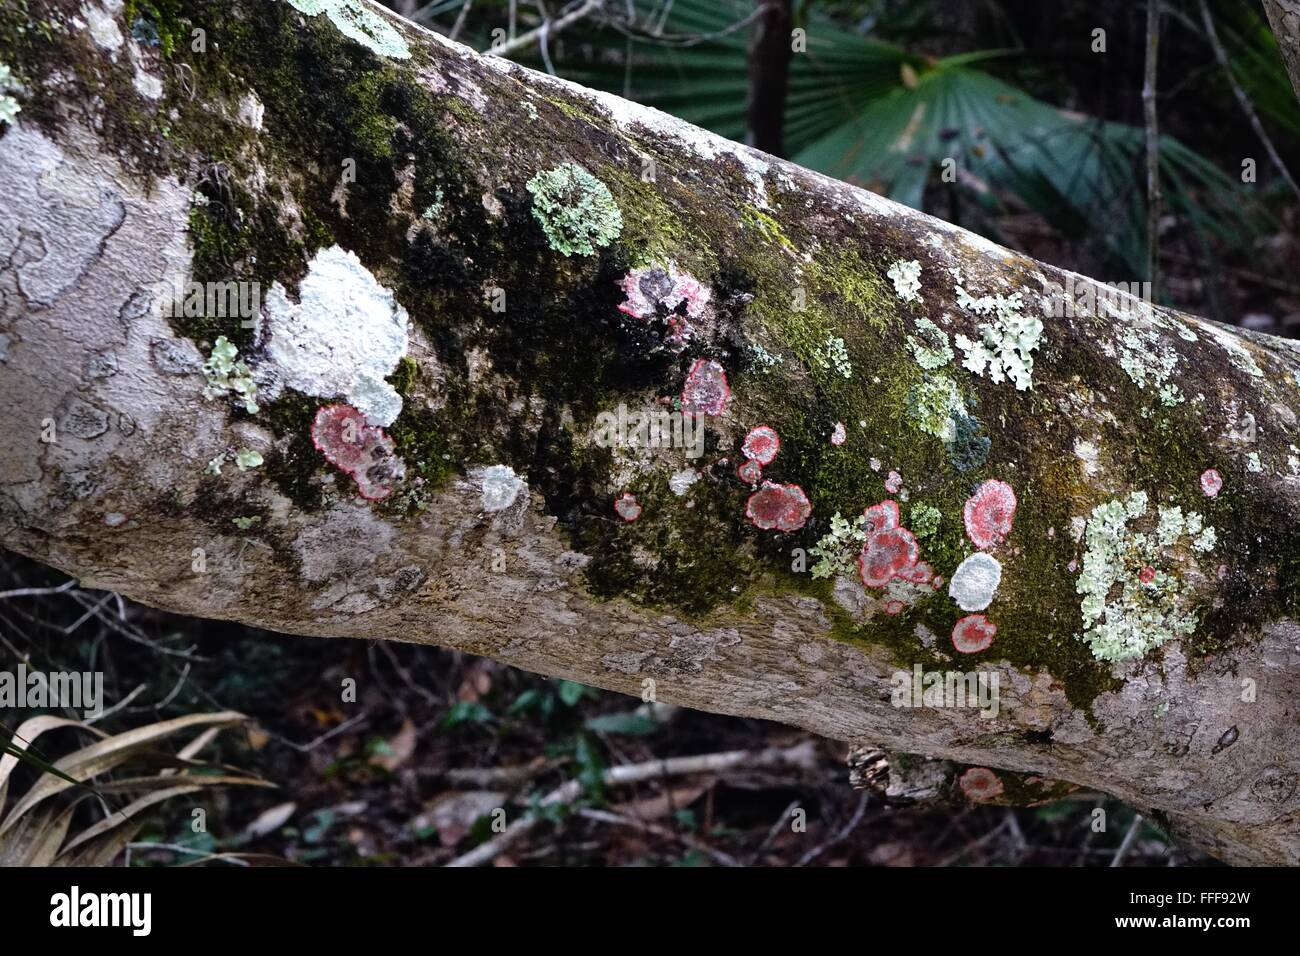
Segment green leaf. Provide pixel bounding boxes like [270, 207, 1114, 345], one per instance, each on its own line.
[583, 712, 658, 736]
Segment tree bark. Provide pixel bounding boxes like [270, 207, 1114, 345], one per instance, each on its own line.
[1263, 0, 1300, 103]
[2, 0, 1300, 864]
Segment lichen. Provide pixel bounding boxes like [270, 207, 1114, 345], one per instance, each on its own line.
[284, 0, 412, 60]
[813, 334, 852, 379]
[202, 336, 259, 413]
[953, 286, 1043, 390]
[525, 163, 623, 257]
[235, 448, 264, 471]
[1117, 325, 1184, 406]
[1076, 491, 1216, 663]
[0, 63, 19, 124]
[910, 503, 942, 539]
[887, 258, 923, 303]
[907, 317, 953, 370]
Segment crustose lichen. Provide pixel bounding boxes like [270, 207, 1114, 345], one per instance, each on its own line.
[526, 163, 624, 257]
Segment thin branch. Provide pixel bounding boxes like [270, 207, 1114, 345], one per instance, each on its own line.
[491, 0, 604, 59]
[445, 743, 816, 867]
[1198, 0, 1300, 204]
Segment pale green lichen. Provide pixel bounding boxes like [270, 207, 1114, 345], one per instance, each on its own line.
[1076, 492, 1216, 663]
[907, 375, 963, 442]
[907, 317, 953, 370]
[1117, 326, 1184, 406]
[232, 516, 262, 530]
[747, 343, 784, 368]
[887, 259, 923, 303]
[814, 335, 852, 379]
[235, 448, 264, 471]
[910, 503, 942, 539]
[421, 187, 445, 221]
[285, 0, 412, 60]
[0, 64, 20, 125]
[1246, 451, 1262, 473]
[202, 336, 259, 413]
[953, 286, 1043, 391]
[205, 455, 224, 476]
[809, 512, 867, 579]
[526, 163, 623, 257]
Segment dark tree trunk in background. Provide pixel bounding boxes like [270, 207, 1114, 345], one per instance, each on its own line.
[746, 0, 793, 155]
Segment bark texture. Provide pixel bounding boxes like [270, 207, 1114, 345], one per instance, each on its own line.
[2, 1, 1300, 863]
[1264, 0, 1300, 103]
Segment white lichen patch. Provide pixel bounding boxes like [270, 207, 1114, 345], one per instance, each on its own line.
[1076, 491, 1216, 663]
[285, 0, 412, 60]
[949, 552, 1002, 612]
[907, 317, 952, 370]
[0, 64, 21, 125]
[813, 334, 852, 379]
[669, 468, 699, 496]
[887, 259, 923, 303]
[82, 2, 124, 51]
[203, 336, 259, 413]
[953, 286, 1043, 390]
[258, 245, 409, 427]
[480, 464, 525, 512]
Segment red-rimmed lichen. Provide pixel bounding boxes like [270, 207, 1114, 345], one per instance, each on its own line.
[963, 479, 1017, 550]
[310, 403, 405, 500]
[952, 614, 997, 653]
[745, 481, 811, 532]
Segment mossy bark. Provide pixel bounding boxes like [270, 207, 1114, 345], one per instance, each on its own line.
[2, 0, 1300, 863]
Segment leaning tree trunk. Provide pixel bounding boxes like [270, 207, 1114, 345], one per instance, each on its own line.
[2, 0, 1300, 864]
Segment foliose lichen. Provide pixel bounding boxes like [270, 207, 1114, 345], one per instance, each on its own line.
[202, 336, 259, 413]
[525, 163, 624, 257]
[953, 286, 1044, 391]
[887, 258, 923, 303]
[1076, 491, 1217, 663]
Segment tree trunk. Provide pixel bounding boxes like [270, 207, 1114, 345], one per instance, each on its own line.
[1263, 0, 1300, 103]
[2, 0, 1300, 864]
[746, 0, 793, 156]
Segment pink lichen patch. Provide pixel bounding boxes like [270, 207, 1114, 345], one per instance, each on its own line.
[311, 403, 405, 500]
[1139, 565, 1156, 584]
[681, 359, 730, 417]
[884, 599, 906, 616]
[737, 459, 763, 484]
[830, 421, 846, 446]
[898, 561, 934, 585]
[1200, 468, 1223, 498]
[742, 425, 780, 464]
[858, 527, 919, 588]
[951, 613, 996, 653]
[885, 470, 902, 493]
[745, 481, 811, 532]
[861, 500, 900, 537]
[614, 492, 642, 522]
[959, 767, 1004, 802]
[963, 479, 1017, 549]
[618, 263, 710, 320]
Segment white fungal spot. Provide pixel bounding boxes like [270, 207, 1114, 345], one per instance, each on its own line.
[480, 464, 525, 512]
[258, 245, 409, 426]
[82, 2, 124, 51]
[948, 552, 1002, 612]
